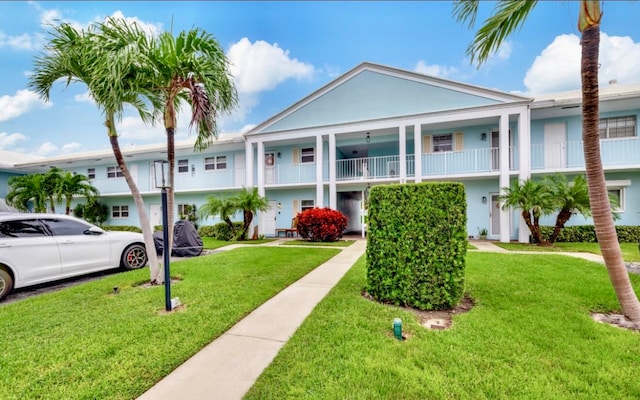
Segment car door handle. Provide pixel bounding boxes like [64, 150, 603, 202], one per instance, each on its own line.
[60, 240, 75, 245]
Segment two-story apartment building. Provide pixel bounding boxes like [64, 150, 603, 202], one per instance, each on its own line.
[6, 62, 640, 242]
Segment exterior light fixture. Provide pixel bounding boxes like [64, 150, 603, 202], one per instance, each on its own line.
[482, 196, 487, 204]
[153, 160, 173, 312]
[366, 132, 370, 143]
[481, 132, 487, 141]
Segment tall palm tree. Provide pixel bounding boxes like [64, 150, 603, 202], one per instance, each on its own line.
[57, 171, 99, 215]
[43, 167, 64, 213]
[198, 196, 238, 236]
[499, 178, 553, 245]
[29, 20, 163, 283]
[147, 28, 237, 250]
[454, 0, 640, 320]
[6, 174, 48, 213]
[544, 174, 591, 244]
[232, 187, 269, 240]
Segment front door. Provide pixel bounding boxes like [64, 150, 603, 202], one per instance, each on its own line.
[265, 152, 275, 184]
[234, 153, 245, 187]
[262, 200, 277, 236]
[544, 123, 567, 168]
[490, 193, 500, 237]
[149, 204, 162, 232]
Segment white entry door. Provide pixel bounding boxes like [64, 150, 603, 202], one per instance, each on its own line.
[234, 153, 245, 187]
[262, 200, 277, 236]
[544, 123, 567, 168]
[149, 204, 162, 231]
[265, 152, 275, 184]
[490, 194, 500, 237]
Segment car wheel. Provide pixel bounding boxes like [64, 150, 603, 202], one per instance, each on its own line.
[121, 244, 148, 270]
[0, 267, 14, 300]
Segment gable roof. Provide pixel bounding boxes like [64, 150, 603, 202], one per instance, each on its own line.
[249, 62, 531, 134]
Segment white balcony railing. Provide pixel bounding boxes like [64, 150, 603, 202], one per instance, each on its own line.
[531, 137, 640, 170]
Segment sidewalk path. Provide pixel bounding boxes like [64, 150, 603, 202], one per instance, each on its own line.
[469, 240, 605, 263]
[138, 239, 366, 400]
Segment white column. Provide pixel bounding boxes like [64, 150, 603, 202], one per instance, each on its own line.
[329, 133, 337, 209]
[413, 124, 422, 183]
[316, 134, 324, 207]
[245, 141, 254, 188]
[499, 114, 510, 243]
[256, 141, 265, 236]
[518, 108, 531, 243]
[399, 126, 406, 183]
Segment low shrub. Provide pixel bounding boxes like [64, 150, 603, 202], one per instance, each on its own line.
[101, 225, 142, 233]
[536, 225, 640, 243]
[198, 222, 244, 241]
[296, 207, 347, 242]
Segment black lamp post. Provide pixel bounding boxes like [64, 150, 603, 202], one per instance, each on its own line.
[154, 160, 172, 311]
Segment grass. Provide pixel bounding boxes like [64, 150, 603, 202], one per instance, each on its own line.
[0, 246, 339, 400]
[201, 237, 275, 250]
[280, 239, 355, 247]
[246, 252, 640, 399]
[495, 242, 640, 262]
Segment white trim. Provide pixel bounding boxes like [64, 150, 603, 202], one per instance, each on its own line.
[606, 179, 631, 187]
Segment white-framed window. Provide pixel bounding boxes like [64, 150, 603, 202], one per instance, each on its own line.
[107, 166, 123, 178]
[606, 180, 630, 212]
[178, 159, 189, 173]
[205, 156, 227, 170]
[112, 205, 129, 219]
[433, 134, 453, 152]
[177, 203, 194, 218]
[301, 199, 315, 211]
[599, 115, 636, 139]
[301, 147, 315, 163]
[87, 168, 95, 179]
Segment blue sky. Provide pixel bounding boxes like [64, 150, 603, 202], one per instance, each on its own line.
[1, 1, 639, 156]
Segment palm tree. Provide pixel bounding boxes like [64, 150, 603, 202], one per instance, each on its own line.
[544, 174, 591, 244]
[198, 196, 238, 236]
[6, 174, 48, 213]
[43, 167, 64, 213]
[232, 187, 269, 240]
[146, 28, 237, 250]
[499, 178, 553, 245]
[57, 171, 99, 215]
[29, 20, 163, 283]
[454, 0, 640, 321]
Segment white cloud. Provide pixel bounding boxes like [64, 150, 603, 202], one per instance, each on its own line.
[117, 106, 192, 143]
[239, 124, 256, 134]
[74, 91, 95, 104]
[524, 32, 640, 95]
[0, 89, 51, 122]
[35, 141, 83, 156]
[227, 37, 315, 94]
[35, 141, 59, 156]
[0, 30, 39, 51]
[105, 11, 163, 37]
[414, 60, 460, 79]
[0, 132, 28, 150]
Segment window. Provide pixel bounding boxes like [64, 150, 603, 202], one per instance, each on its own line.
[177, 204, 194, 218]
[599, 115, 636, 139]
[112, 205, 129, 219]
[178, 159, 189, 173]
[87, 168, 95, 179]
[301, 199, 315, 211]
[301, 147, 315, 163]
[107, 166, 123, 178]
[43, 218, 91, 236]
[608, 188, 625, 212]
[433, 134, 453, 152]
[0, 219, 48, 238]
[205, 156, 227, 171]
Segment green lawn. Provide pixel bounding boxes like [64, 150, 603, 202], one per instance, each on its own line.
[495, 242, 640, 262]
[201, 237, 275, 249]
[0, 247, 339, 400]
[280, 239, 355, 247]
[246, 253, 640, 399]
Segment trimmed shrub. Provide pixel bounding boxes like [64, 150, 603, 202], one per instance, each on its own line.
[366, 182, 467, 311]
[198, 222, 244, 241]
[296, 207, 347, 242]
[101, 225, 142, 233]
[537, 225, 640, 243]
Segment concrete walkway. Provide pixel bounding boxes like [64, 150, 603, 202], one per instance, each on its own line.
[469, 239, 606, 263]
[138, 239, 367, 400]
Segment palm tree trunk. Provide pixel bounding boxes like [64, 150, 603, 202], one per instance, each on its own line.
[241, 210, 253, 241]
[107, 115, 162, 284]
[581, 24, 640, 321]
[549, 209, 572, 244]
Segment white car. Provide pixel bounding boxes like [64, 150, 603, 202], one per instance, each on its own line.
[0, 213, 148, 300]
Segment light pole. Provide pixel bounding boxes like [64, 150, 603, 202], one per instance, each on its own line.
[153, 160, 172, 311]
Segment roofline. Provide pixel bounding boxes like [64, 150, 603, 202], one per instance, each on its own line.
[531, 83, 640, 109]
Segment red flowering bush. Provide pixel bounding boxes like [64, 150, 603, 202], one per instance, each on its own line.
[296, 207, 348, 242]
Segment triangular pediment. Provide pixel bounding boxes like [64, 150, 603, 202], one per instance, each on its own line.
[250, 62, 530, 134]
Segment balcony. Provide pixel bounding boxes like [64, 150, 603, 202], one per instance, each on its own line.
[531, 137, 640, 170]
[264, 163, 316, 185]
[336, 155, 414, 181]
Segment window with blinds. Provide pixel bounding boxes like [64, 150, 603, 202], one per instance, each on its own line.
[599, 115, 636, 139]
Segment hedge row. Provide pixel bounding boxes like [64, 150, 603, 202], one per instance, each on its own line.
[366, 182, 467, 311]
[198, 222, 244, 241]
[537, 225, 640, 243]
[101, 225, 142, 233]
